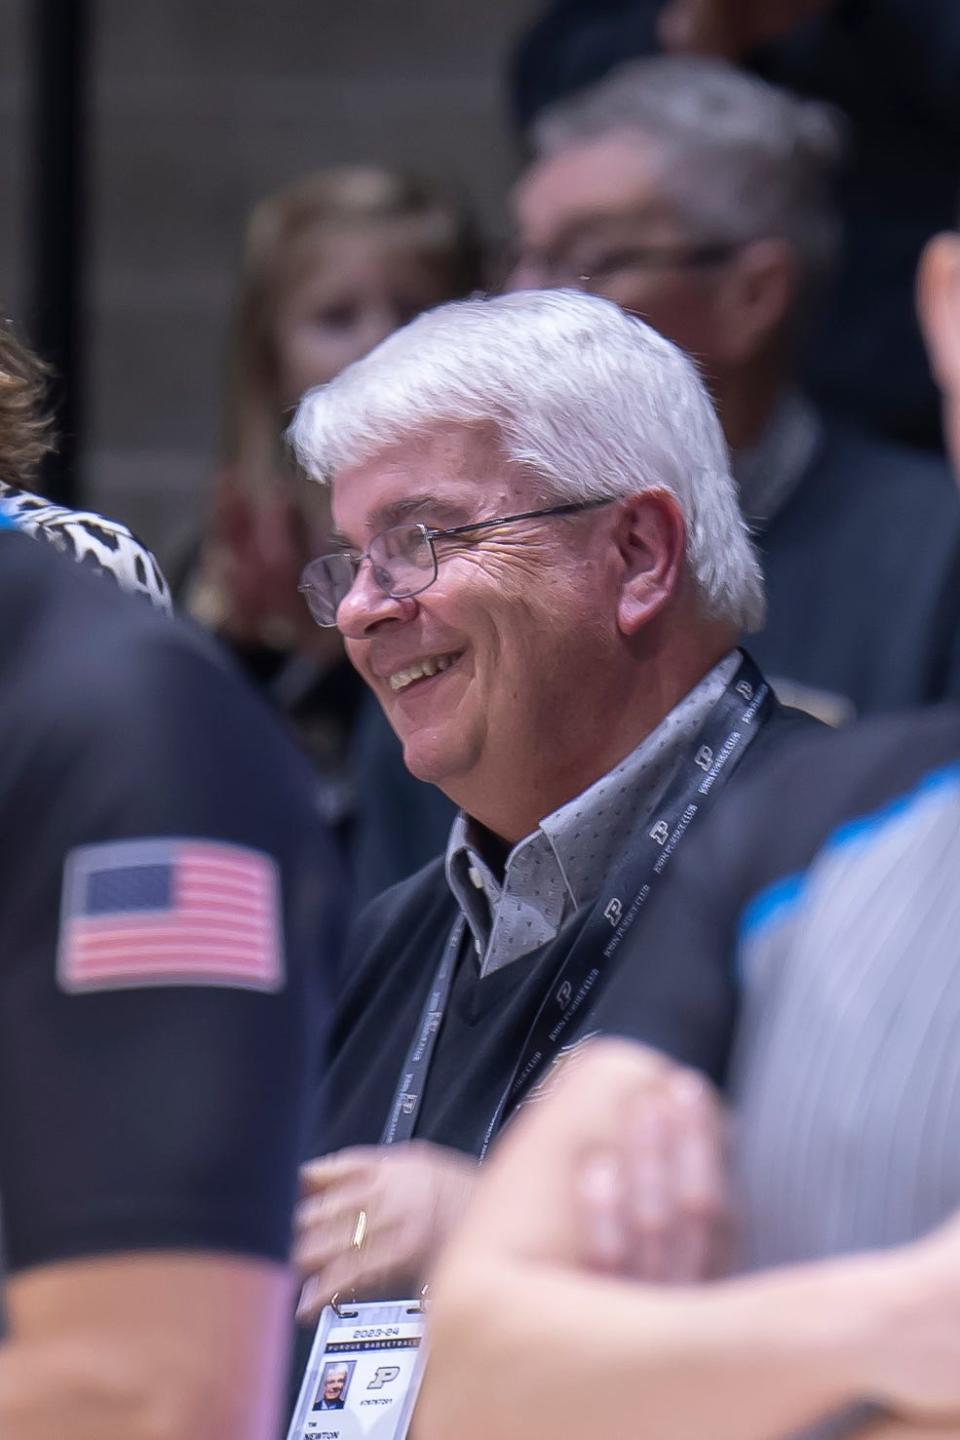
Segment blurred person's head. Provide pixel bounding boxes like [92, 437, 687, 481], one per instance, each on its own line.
[508, 57, 841, 449]
[194, 166, 480, 648]
[919, 225, 960, 476]
[0, 319, 53, 489]
[291, 289, 763, 841]
[224, 165, 481, 499]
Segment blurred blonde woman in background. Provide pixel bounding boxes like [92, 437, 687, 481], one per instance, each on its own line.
[179, 166, 480, 848]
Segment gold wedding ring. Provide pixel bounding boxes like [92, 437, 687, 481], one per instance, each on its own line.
[350, 1208, 368, 1251]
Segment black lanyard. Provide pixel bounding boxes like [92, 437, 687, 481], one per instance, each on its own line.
[380, 653, 773, 1154]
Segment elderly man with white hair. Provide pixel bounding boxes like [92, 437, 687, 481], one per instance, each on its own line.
[290, 288, 814, 1315]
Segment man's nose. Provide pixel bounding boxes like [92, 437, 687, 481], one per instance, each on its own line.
[336, 559, 416, 639]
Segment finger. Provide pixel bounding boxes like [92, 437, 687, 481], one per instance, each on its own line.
[625, 1089, 674, 1281]
[460, 1040, 676, 1263]
[295, 1226, 388, 1321]
[296, 1274, 325, 1325]
[293, 1180, 384, 1272]
[294, 1250, 368, 1324]
[294, 1204, 376, 1277]
[294, 1176, 375, 1238]
[297, 1231, 407, 1323]
[667, 1073, 730, 1281]
[299, 1147, 382, 1196]
[576, 1147, 629, 1273]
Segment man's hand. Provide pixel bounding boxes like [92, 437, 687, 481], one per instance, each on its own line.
[658, 0, 834, 58]
[294, 1141, 477, 1321]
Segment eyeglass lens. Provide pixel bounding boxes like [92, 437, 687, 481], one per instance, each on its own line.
[301, 523, 439, 626]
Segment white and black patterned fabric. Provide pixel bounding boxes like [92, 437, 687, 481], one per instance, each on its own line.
[0, 479, 171, 613]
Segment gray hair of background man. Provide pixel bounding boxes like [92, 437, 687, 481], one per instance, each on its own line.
[289, 288, 765, 631]
[532, 55, 844, 292]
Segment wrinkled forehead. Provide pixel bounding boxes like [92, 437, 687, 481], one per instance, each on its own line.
[329, 422, 543, 541]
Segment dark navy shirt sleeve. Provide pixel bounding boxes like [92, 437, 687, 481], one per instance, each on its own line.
[0, 538, 339, 1274]
[591, 704, 960, 1087]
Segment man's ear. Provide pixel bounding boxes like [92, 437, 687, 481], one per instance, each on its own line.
[615, 491, 687, 636]
[918, 233, 960, 392]
[712, 238, 798, 366]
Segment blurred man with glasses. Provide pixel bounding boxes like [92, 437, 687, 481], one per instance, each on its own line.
[287, 287, 816, 1319]
[509, 55, 960, 721]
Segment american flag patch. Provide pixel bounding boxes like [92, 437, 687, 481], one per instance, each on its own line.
[57, 838, 283, 993]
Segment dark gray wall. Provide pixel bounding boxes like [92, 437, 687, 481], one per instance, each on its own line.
[0, 2, 27, 319]
[2, 0, 538, 559]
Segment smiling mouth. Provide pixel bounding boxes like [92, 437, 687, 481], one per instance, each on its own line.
[388, 651, 464, 693]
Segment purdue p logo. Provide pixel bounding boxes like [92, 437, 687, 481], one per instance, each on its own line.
[649, 820, 669, 846]
[603, 897, 623, 927]
[556, 980, 573, 1008]
[368, 1366, 401, 1390]
[694, 745, 713, 771]
[736, 680, 754, 702]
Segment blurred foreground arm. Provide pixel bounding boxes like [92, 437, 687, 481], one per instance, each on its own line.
[0, 1257, 293, 1440]
[418, 1041, 960, 1440]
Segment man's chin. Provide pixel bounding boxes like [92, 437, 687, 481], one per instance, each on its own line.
[399, 732, 471, 790]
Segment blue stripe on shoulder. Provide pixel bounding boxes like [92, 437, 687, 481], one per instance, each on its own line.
[0, 504, 20, 530]
[739, 758, 960, 946]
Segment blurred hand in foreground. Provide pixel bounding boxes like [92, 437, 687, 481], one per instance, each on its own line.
[480, 1041, 732, 1280]
[564, 1043, 733, 1282]
[421, 1041, 960, 1440]
[294, 1141, 477, 1320]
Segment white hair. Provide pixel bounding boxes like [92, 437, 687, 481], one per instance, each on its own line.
[533, 55, 843, 287]
[289, 288, 765, 631]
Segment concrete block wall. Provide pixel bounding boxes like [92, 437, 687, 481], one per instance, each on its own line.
[2, 0, 539, 563]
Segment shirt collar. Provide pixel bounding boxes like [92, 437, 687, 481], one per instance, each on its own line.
[733, 390, 822, 533]
[445, 650, 741, 973]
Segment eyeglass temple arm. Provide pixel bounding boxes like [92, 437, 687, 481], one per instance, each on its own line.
[425, 496, 616, 542]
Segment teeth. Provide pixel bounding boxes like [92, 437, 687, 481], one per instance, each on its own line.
[389, 652, 458, 692]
